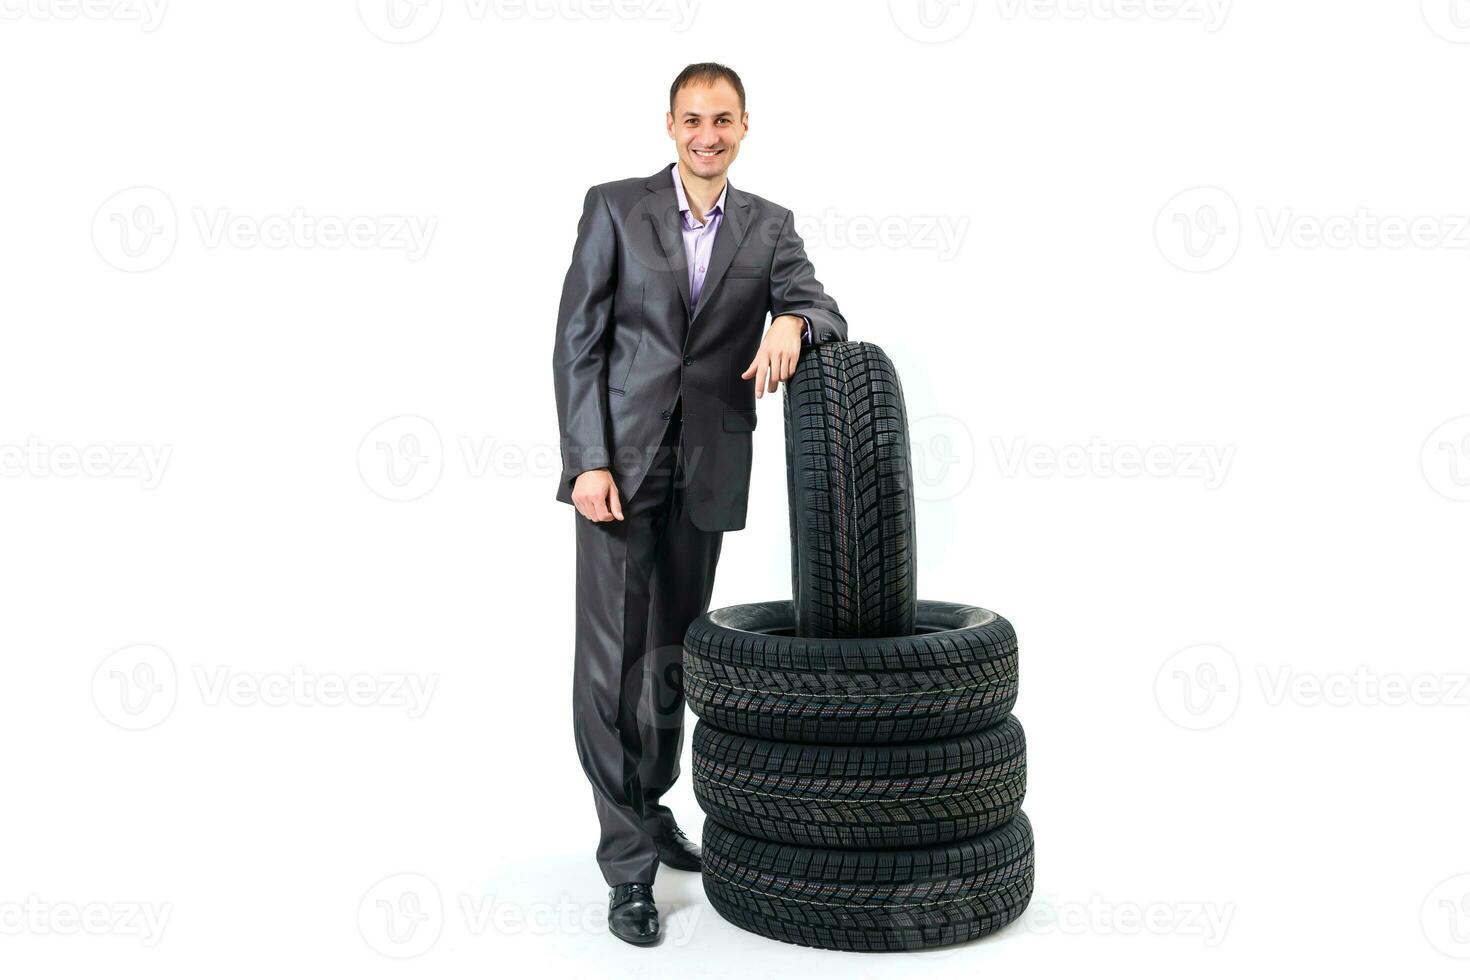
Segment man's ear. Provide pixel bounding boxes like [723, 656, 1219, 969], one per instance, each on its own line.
[666, 112, 675, 139]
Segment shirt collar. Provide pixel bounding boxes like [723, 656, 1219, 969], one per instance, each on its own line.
[670, 162, 726, 228]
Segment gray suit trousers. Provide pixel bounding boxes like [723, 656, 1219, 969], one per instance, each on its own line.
[571, 399, 722, 885]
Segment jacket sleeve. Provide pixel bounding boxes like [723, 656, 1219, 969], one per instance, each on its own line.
[553, 185, 618, 490]
[769, 208, 847, 344]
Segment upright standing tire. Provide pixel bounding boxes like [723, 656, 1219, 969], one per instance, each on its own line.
[683, 599, 1019, 745]
[702, 811, 1035, 952]
[692, 715, 1026, 848]
[785, 341, 917, 638]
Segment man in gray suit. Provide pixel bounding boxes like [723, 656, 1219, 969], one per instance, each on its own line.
[552, 62, 846, 946]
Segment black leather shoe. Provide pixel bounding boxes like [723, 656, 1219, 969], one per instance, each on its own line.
[653, 824, 702, 871]
[608, 882, 660, 946]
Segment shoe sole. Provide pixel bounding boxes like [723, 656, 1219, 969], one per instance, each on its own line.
[608, 923, 662, 946]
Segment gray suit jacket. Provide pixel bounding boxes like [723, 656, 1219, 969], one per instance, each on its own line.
[552, 163, 848, 531]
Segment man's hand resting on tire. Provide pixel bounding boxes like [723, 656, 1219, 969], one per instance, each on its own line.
[572, 467, 624, 522]
[741, 314, 806, 399]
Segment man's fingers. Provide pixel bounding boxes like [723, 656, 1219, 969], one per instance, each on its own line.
[740, 358, 757, 379]
[607, 481, 624, 521]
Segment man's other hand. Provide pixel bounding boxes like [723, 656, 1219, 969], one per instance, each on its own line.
[741, 314, 805, 399]
[572, 468, 624, 522]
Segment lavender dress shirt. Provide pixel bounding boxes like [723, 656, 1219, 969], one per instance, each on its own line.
[670, 163, 812, 344]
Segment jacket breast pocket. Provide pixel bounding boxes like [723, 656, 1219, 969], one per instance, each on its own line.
[722, 409, 758, 432]
[724, 266, 763, 279]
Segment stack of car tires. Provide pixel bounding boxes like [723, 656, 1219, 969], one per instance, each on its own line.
[685, 341, 1034, 952]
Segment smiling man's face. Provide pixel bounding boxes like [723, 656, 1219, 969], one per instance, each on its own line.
[666, 78, 747, 181]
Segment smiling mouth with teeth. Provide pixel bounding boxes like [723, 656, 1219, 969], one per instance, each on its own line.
[693, 148, 724, 157]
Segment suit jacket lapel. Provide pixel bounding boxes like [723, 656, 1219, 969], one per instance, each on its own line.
[642, 163, 753, 325]
[692, 183, 750, 324]
[643, 167, 692, 316]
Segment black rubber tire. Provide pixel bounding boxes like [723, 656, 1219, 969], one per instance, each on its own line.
[683, 599, 1018, 744]
[692, 716, 1026, 848]
[702, 811, 1035, 952]
[784, 341, 917, 639]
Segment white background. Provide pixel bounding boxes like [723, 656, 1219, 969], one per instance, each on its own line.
[3, 0, 1469, 976]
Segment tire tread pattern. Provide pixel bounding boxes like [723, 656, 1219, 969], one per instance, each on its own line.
[684, 599, 1019, 744]
[692, 716, 1026, 847]
[785, 342, 917, 638]
[702, 811, 1035, 951]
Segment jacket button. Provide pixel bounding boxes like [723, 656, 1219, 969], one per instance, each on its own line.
[683, 355, 694, 365]
[660, 410, 671, 420]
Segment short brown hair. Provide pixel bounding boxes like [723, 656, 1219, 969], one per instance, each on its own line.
[669, 62, 745, 115]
